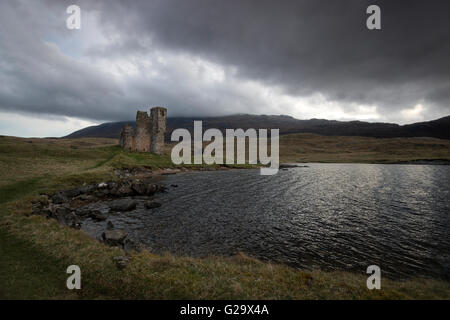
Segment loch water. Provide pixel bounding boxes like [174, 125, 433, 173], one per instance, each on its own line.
[82, 164, 450, 280]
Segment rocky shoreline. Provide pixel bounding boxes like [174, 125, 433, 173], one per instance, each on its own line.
[29, 164, 293, 268]
[30, 166, 242, 257]
[30, 169, 172, 252]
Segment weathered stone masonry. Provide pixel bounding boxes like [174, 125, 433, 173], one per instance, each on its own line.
[134, 111, 151, 152]
[119, 106, 167, 155]
[150, 107, 167, 155]
[120, 124, 135, 151]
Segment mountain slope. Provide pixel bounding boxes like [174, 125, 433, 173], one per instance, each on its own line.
[64, 114, 450, 140]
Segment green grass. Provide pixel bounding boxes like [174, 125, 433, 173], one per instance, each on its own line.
[88, 146, 121, 169]
[280, 134, 450, 163]
[0, 225, 78, 299]
[0, 135, 449, 299]
[0, 177, 43, 205]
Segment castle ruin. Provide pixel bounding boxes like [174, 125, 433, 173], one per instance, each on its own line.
[135, 111, 151, 152]
[150, 107, 167, 154]
[120, 124, 135, 151]
[119, 106, 167, 155]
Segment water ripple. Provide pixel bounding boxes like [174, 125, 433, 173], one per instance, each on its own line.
[82, 163, 450, 280]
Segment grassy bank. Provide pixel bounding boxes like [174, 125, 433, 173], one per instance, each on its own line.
[279, 134, 450, 163]
[0, 134, 449, 299]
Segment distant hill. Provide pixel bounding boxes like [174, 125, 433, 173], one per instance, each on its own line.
[64, 114, 450, 140]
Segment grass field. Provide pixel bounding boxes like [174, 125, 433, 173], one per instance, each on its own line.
[280, 133, 450, 163]
[0, 134, 449, 299]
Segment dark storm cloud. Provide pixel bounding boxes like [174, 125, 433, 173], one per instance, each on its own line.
[95, 0, 450, 113]
[0, 1, 127, 120]
[0, 0, 449, 125]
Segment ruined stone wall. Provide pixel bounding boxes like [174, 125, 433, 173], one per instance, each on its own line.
[119, 107, 166, 154]
[134, 111, 151, 152]
[150, 106, 167, 155]
[119, 129, 124, 147]
[121, 124, 135, 151]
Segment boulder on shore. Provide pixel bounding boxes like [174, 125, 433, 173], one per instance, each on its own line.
[51, 192, 68, 204]
[90, 210, 108, 221]
[54, 207, 81, 229]
[131, 179, 147, 195]
[102, 229, 128, 246]
[107, 221, 114, 230]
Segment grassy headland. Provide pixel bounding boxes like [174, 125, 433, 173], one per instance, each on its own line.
[0, 134, 449, 299]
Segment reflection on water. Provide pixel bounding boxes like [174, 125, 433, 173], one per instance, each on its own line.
[83, 164, 450, 280]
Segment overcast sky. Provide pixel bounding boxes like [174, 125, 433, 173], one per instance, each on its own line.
[0, 0, 449, 137]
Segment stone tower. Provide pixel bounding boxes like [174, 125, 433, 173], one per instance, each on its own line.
[120, 124, 135, 151]
[150, 106, 167, 155]
[134, 111, 151, 152]
[119, 107, 166, 154]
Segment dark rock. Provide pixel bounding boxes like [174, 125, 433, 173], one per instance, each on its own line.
[106, 221, 114, 230]
[77, 194, 95, 201]
[74, 207, 91, 217]
[54, 207, 69, 223]
[31, 201, 52, 217]
[109, 187, 119, 196]
[116, 184, 133, 196]
[145, 201, 161, 209]
[55, 206, 69, 217]
[62, 188, 82, 198]
[109, 199, 137, 212]
[51, 192, 68, 204]
[79, 184, 96, 194]
[102, 229, 128, 246]
[55, 207, 80, 228]
[112, 256, 130, 269]
[131, 179, 147, 195]
[90, 210, 108, 221]
[37, 208, 52, 217]
[170, 184, 178, 187]
[145, 184, 159, 195]
[94, 188, 111, 198]
[107, 182, 118, 191]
